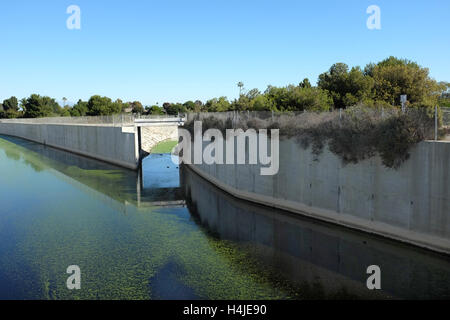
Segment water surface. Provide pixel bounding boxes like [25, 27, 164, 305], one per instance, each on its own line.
[0, 135, 449, 299]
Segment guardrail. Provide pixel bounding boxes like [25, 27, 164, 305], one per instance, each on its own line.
[134, 117, 185, 127]
[0, 114, 185, 127]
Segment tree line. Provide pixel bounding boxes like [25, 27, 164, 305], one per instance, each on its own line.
[1, 56, 449, 119]
[0, 95, 152, 119]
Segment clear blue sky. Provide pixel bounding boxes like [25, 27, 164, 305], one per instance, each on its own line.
[1, 0, 449, 105]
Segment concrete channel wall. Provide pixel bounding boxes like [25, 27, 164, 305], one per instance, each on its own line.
[188, 138, 450, 254]
[0, 122, 139, 169]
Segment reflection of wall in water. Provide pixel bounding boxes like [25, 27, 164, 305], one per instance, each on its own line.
[0, 136, 140, 207]
[181, 166, 450, 299]
[2, 136, 185, 208]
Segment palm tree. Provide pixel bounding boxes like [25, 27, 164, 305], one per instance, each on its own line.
[237, 82, 244, 96]
[62, 97, 67, 107]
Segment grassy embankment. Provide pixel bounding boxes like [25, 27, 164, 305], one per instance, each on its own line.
[151, 140, 178, 154]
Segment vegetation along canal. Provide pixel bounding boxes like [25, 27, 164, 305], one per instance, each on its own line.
[1, 135, 450, 299]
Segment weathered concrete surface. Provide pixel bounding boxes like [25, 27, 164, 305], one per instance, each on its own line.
[141, 126, 178, 153]
[0, 122, 139, 169]
[188, 138, 450, 254]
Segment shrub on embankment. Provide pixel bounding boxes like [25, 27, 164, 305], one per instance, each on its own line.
[182, 105, 438, 169]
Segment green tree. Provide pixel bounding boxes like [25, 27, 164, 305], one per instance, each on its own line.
[23, 94, 61, 118]
[183, 101, 196, 111]
[318, 63, 374, 109]
[163, 102, 187, 115]
[194, 100, 203, 112]
[299, 78, 312, 88]
[205, 97, 231, 112]
[439, 94, 450, 108]
[2, 96, 19, 111]
[370, 56, 445, 106]
[439, 83, 450, 108]
[231, 88, 262, 111]
[0, 96, 20, 118]
[19, 98, 27, 112]
[290, 86, 333, 111]
[263, 86, 291, 110]
[86, 95, 122, 116]
[231, 94, 250, 111]
[70, 99, 88, 116]
[60, 106, 71, 117]
[0, 108, 21, 119]
[249, 95, 276, 111]
[264, 85, 333, 111]
[129, 101, 145, 114]
[146, 105, 165, 115]
[112, 99, 125, 114]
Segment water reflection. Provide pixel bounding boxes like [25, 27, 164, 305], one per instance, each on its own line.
[180, 165, 450, 299]
[0, 135, 301, 299]
[0, 135, 184, 209]
[1, 134, 450, 300]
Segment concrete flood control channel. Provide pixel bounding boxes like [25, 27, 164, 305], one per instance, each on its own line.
[0, 125, 450, 299]
[0, 135, 449, 298]
[1, 119, 449, 255]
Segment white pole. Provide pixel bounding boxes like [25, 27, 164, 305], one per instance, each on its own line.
[435, 105, 438, 141]
[401, 95, 407, 113]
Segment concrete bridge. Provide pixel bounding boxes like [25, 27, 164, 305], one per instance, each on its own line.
[0, 115, 184, 170]
[134, 117, 183, 156]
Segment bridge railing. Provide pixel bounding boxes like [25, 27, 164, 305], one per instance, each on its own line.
[0, 114, 184, 127]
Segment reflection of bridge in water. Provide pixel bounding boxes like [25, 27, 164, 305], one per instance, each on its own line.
[138, 154, 185, 208]
[1, 135, 185, 211]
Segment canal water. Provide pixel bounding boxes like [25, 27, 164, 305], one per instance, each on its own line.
[0, 135, 449, 300]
